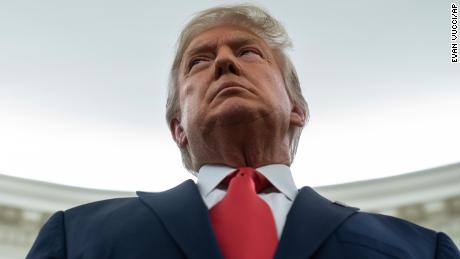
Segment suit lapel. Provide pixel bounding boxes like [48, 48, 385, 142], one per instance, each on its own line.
[137, 180, 222, 259]
[274, 186, 359, 259]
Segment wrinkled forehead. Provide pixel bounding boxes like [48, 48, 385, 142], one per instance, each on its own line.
[183, 24, 269, 57]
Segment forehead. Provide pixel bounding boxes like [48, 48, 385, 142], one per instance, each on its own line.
[184, 25, 269, 56]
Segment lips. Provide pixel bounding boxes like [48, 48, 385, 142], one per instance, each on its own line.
[212, 81, 250, 100]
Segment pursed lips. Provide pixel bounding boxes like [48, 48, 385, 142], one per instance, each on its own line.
[211, 81, 252, 100]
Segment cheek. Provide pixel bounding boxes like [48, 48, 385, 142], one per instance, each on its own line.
[179, 71, 210, 100]
[266, 69, 292, 112]
[178, 82, 205, 128]
[178, 76, 198, 106]
[265, 69, 289, 98]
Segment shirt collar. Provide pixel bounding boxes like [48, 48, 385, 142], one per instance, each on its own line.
[197, 164, 298, 201]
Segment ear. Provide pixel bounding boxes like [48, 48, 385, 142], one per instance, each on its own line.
[170, 118, 188, 148]
[290, 105, 307, 128]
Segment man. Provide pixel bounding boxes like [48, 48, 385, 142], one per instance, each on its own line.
[27, 4, 459, 259]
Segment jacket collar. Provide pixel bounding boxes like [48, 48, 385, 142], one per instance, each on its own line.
[137, 181, 358, 259]
[136, 180, 222, 259]
[274, 186, 359, 259]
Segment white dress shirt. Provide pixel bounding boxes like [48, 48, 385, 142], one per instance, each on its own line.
[197, 164, 299, 238]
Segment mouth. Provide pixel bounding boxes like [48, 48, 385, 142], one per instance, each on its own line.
[212, 81, 250, 100]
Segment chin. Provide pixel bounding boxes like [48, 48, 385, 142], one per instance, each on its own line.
[207, 97, 268, 127]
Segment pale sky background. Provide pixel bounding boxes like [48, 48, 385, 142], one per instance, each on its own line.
[0, 0, 459, 192]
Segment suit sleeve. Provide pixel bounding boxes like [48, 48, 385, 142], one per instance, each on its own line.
[436, 232, 460, 259]
[26, 211, 67, 259]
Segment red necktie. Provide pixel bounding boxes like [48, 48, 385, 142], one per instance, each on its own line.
[209, 167, 278, 259]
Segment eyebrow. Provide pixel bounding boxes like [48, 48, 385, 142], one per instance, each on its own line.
[185, 35, 263, 58]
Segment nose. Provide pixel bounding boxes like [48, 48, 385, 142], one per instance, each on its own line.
[214, 48, 241, 79]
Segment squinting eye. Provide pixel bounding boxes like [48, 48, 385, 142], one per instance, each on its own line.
[240, 49, 260, 57]
[189, 58, 208, 70]
[189, 59, 202, 68]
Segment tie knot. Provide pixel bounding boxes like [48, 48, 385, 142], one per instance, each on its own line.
[223, 167, 271, 193]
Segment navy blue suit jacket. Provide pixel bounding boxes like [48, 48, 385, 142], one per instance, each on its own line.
[27, 180, 460, 258]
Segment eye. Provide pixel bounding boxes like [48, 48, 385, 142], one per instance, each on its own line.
[188, 57, 209, 71]
[189, 58, 204, 67]
[239, 48, 261, 57]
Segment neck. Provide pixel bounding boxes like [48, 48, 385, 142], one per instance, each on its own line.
[188, 118, 292, 170]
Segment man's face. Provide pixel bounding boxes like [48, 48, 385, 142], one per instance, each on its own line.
[172, 24, 298, 150]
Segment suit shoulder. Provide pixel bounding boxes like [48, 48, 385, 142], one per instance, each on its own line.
[64, 196, 141, 220]
[61, 196, 167, 238]
[67, 196, 136, 210]
[342, 210, 437, 239]
[337, 210, 438, 257]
